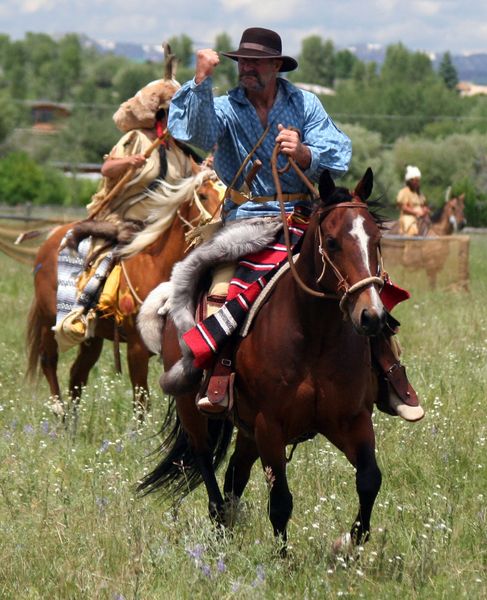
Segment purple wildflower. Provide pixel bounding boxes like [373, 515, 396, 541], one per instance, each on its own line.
[23, 424, 34, 435]
[200, 563, 212, 578]
[217, 558, 226, 573]
[186, 544, 204, 561]
[99, 439, 110, 453]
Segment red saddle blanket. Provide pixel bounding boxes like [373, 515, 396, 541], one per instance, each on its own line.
[183, 207, 409, 370]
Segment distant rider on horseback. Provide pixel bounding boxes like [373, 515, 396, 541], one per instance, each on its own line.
[397, 165, 430, 236]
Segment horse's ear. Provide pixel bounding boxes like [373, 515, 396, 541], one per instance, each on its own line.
[354, 167, 374, 201]
[163, 42, 178, 80]
[318, 170, 336, 200]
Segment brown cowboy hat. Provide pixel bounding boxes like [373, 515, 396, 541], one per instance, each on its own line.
[220, 27, 298, 72]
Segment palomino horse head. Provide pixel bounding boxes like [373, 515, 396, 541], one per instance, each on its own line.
[314, 167, 386, 336]
[448, 193, 466, 232]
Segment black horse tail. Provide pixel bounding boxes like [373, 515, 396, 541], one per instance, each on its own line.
[137, 397, 233, 499]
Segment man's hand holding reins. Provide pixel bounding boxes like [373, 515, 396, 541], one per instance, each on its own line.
[276, 124, 311, 170]
[195, 49, 220, 84]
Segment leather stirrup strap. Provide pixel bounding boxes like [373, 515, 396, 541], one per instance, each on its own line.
[206, 343, 235, 405]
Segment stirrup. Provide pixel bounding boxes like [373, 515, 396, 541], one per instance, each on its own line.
[196, 362, 235, 417]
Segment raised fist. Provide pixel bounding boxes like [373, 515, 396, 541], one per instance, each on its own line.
[195, 49, 220, 84]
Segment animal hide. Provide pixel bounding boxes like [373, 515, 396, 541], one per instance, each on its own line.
[66, 219, 144, 251]
[137, 217, 283, 394]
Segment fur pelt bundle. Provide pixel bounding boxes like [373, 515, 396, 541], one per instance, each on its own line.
[65, 219, 145, 251]
[137, 217, 283, 395]
[113, 79, 181, 133]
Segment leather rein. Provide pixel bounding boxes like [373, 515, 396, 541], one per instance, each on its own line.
[270, 143, 385, 315]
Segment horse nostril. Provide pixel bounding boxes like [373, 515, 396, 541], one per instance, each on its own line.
[360, 308, 385, 334]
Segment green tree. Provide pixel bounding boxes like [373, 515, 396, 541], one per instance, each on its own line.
[439, 52, 459, 90]
[56, 34, 83, 95]
[113, 63, 160, 104]
[294, 35, 335, 87]
[335, 49, 359, 80]
[3, 41, 27, 99]
[214, 33, 237, 89]
[167, 34, 193, 68]
[0, 91, 17, 142]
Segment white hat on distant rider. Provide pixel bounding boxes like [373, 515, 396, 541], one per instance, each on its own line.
[405, 165, 421, 181]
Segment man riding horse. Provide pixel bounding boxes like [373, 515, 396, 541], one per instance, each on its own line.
[53, 48, 216, 352]
[397, 165, 430, 236]
[164, 27, 424, 422]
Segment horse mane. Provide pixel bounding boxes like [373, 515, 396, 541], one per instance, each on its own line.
[315, 186, 388, 230]
[430, 205, 443, 223]
[117, 168, 215, 258]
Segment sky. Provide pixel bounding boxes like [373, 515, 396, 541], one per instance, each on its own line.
[2, 0, 487, 57]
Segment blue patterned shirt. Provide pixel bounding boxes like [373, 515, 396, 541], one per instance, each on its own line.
[169, 77, 352, 220]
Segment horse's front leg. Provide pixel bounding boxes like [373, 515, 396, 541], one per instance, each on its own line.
[223, 429, 259, 526]
[332, 410, 382, 553]
[255, 414, 292, 549]
[69, 336, 104, 405]
[126, 332, 151, 417]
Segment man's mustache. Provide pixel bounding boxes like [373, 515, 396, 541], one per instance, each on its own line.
[239, 70, 259, 78]
[239, 71, 264, 87]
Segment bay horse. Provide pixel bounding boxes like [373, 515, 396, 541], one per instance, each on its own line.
[26, 172, 221, 418]
[139, 168, 389, 552]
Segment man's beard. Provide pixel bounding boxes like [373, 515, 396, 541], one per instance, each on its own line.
[238, 72, 265, 91]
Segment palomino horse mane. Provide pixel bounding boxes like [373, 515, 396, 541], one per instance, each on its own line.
[118, 168, 218, 257]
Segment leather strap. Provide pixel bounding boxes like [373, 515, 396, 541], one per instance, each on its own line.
[206, 343, 235, 405]
[371, 334, 419, 407]
[229, 189, 309, 206]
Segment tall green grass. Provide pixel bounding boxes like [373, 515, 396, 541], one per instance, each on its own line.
[0, 236, 486, 599]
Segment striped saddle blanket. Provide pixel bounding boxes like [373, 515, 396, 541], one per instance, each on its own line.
[182, 208, 310, 369]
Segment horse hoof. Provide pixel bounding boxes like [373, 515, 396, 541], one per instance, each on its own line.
[331, 532, 353, 556]
[51, 400, 66, 418]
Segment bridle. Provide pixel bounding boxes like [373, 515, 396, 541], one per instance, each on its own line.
[270, 144, 385, 316]
[315, 202, 385, 314]
[176, 173, 218, 232]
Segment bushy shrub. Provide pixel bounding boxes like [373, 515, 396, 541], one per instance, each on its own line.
[0, 151, 96, 206]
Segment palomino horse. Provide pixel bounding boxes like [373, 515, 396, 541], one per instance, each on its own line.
[424, 192, 466, 236]
[139, 168, 389, 551]
[26, 173, 221, 417]
[388, 193, 466, 236]
[385, 194, 467, 289]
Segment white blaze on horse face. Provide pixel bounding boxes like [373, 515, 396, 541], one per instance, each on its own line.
[350, 215, 382, 308]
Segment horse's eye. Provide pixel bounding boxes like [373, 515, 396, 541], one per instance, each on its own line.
[199, 193, 208, 201]
[326, 236, 339, 251]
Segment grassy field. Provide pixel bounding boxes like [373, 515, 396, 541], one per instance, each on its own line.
[0, 235, 486, 599]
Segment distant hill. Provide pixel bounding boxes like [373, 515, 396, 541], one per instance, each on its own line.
[79, 34, 165, 63]
[349, 43, 487, 84]
[78, 35, 487, 85]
